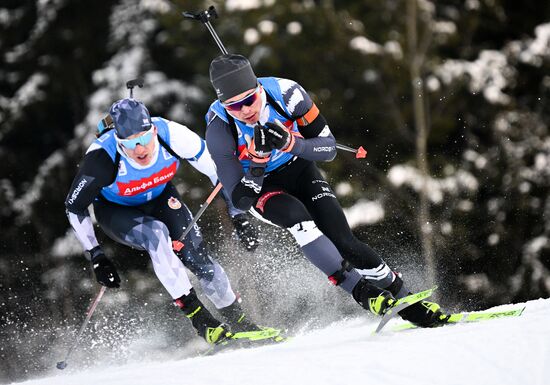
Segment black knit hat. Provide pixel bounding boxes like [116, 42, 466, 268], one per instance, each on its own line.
[209, 54, 257, 102]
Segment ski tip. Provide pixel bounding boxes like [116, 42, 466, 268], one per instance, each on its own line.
[356, 146, 367, 159]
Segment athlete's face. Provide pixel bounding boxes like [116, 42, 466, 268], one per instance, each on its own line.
[222, 86, 263, 125]
[122, 126, 157, 166]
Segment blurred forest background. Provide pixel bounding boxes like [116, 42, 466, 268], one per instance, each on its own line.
[1, 0, 549, 383]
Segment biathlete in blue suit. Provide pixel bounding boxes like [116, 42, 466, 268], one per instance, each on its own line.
[65, 98, 270, 345]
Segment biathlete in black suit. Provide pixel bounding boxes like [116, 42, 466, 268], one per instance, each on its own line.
[205, 54, 448, 327]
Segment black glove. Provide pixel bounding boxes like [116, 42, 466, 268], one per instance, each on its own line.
[88, 247, 121, 288]
[263, 120, 293, 151]
[231, 213, 259, 252]
[249, 125, 272, 161]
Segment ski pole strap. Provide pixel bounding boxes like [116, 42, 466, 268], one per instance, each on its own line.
[328, 261, 353, 286]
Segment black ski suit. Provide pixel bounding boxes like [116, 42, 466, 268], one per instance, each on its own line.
[205, 78, 405, 297]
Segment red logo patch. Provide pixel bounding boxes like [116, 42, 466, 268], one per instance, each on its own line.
[117, 162, 177, 196]
[255, 190, 284, 213]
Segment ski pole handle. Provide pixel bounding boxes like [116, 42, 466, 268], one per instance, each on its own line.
[183, 6, 228, 55]
[56, 285, 107, 370]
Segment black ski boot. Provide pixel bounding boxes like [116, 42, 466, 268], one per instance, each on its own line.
[174, 289, 231, 344]
[218, 298, 283, 342]
[386, 274, 448, 327]
[399, 300, 448, 327]
[218, 299, 262, 333]
[352, 278, 396, 316]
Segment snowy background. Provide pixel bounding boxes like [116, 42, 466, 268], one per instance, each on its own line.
[1, 0, 549, 383]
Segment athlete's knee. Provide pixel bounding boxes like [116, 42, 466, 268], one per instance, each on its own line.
[130, 219, 170, 250]
[287, 220, 324, 247]
[284, 209, 313, 228]
[177, 249, 216, 281]
[152, 221, 170, 240]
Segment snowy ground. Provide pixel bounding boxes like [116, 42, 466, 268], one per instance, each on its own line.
[13, 298, 550, 385]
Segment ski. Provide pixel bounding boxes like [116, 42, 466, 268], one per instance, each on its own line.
[374, 286, 437, 333]
[200, 327, 288, 356]
[231, 327, 287, 342]
[390, 306, 526, 332]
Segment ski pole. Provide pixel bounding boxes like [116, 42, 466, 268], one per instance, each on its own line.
[183, 6, 367, 160]
[175, 150, 250, 246]
[336, 144, 367, 159]
[56, 285, 107, 370]
[176, 182, 223, 243]
[183, 6, 228, 55]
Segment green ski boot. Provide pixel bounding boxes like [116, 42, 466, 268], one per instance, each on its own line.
[175, 289, 232, 345]
[352, 278, 396, 316]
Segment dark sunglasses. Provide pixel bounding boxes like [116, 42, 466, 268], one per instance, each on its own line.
[222, 86, 260, 112]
